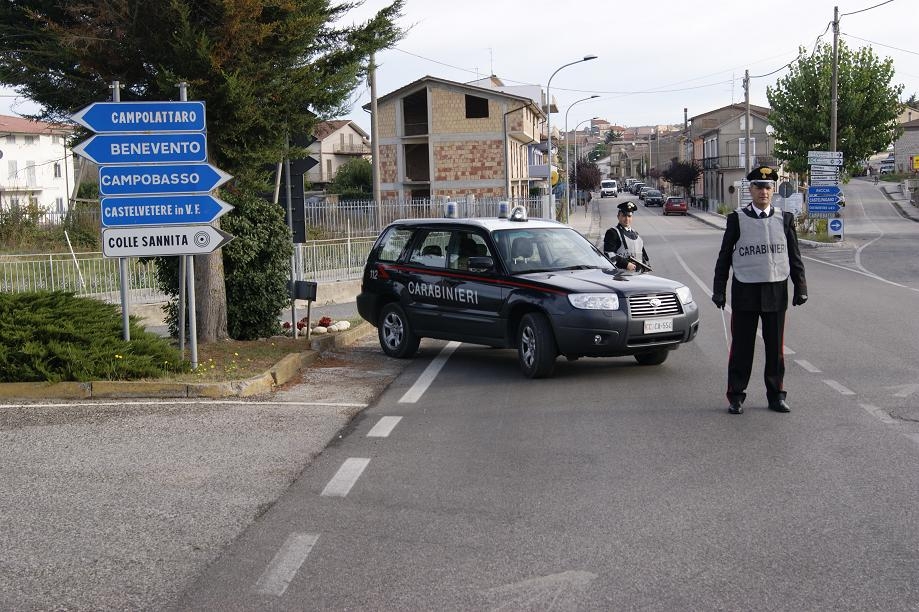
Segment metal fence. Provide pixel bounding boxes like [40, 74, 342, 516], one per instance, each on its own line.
[0, 252, 167, 303]
[0, 196, 549, 302]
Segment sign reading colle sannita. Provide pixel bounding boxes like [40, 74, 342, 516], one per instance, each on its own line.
[71, 101, 206, 133]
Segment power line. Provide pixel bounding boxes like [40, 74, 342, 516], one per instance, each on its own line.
[840, 0, 895, 17]
[842, 32, 919, 57]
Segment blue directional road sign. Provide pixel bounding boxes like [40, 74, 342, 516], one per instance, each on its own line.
[72, 101, 206, 133]
[73, 132, 207, 165]
[808, 195, 841, 204]
[101, 194, 234, 227]
[808, 202, 841, 214]
[808, 185, 841, 196]
[99, 163, 232, 196]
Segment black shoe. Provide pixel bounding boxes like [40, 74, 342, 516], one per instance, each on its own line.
[728, 401, 743, 415]
[768, 399, 791, 413]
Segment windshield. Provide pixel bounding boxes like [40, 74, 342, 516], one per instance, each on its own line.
[493, 227, 612, 274]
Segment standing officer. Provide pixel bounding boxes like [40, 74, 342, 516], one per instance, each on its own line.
[604, 201, 650, 271]
[712, 166, 807, 415]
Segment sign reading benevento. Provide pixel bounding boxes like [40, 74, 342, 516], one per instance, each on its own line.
[71, 100, 235, 257]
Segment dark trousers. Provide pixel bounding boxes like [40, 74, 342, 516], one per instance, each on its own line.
[726, 309, 786, 404]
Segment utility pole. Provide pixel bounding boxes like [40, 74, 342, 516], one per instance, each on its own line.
[830, 6, 840, 152]
[369, 52, 382, 230]
[744, 69, 751, 175]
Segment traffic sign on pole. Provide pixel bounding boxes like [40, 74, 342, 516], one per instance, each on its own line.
[99, 163, 232, 196]
[100, 194, 234, 227]
[807, 150, 844, 160]
[808, 185, 841, 196]
[807, 202, 841, 213]
[71, 101, 206, 133]
[102, 224, 234, 257]
[809, 164, 841, 172]
[807, 195, 841, 205]
[73, 132, 208, 165]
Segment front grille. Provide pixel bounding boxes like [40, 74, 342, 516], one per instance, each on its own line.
[628, 293, 681, 317]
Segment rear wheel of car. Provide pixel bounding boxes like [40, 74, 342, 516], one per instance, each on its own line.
[634, 349, 669, 366]
[378, 303, 420, 358]
[517, 312, 557, 378]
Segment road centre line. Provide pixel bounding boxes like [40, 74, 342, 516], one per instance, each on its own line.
[824, 379, 855, 395]
[0, 400, 369, 409]
[321, 457, 370, 497]
[367, 416, 402, 437]
[795, 359, 822, 373]
[398, 341, 461, 403]
[860, 403, 896, 425]
[253, 532, 319, 597]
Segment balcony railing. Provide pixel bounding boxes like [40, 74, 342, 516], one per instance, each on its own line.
[702, 154, 778, 170]
[333, 143, 371, 155]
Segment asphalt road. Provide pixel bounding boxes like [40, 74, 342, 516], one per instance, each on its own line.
[5, 184, 919, 610]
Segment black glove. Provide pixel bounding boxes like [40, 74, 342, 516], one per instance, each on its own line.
[712, 293, 726, 309]
[792, 293, 808, 306]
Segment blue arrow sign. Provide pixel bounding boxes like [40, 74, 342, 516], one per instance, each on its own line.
[71, 101, 206, 133]
[808, 186, 841, 196]
[808, 202, 841, 213]
[73, 133, 207, 165]
[99, 163, 232, 196]
[808, 195, 841, 204]
[101, 194, 233, 227]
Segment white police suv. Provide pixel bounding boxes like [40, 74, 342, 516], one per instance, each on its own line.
[357, 207, 699, 378]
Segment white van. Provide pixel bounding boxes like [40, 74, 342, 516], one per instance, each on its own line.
[600, 179, 618, 198]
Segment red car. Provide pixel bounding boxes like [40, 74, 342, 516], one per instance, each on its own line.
[663, 196, 688, 216]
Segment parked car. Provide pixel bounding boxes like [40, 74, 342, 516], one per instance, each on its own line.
[644, 189, 664, 206]
[630, 182, 645, 195]
[638, 186, 652, 200]
[663, 196, 688, 215]
[357, 206, 699, 378]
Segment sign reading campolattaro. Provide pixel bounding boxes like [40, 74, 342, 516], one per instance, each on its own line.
[102, 224, 234, 257]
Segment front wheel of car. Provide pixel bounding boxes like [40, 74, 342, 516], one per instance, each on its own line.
[517, 313, 557, 378]
[378, 303, 420, 358]
[634, 349, 669, 366]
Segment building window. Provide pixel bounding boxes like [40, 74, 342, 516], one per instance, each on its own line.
[26, 161, 37, 186]
[340, 133, 345, 148]
[4, 134, 15, 144]
[465, 95, 489, 119]
[56, 197, 65, 213]
[52, 135, 62, 144]
[24, 135, 38, 145]
[326, 159, 332, 180]
[7, 160, 17, 180]
[54, 162, 62, 178]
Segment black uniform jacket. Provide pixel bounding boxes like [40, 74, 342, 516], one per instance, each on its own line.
[713, 207, 807, 312]
[603, 224, 650, 269]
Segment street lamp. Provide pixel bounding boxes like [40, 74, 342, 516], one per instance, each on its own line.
[572, 117, 592, 214]
[545, 54, 597, 219]
[565, 95, 599, 218]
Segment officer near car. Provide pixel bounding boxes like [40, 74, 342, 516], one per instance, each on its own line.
[603, 201, 650, 271]
[712, 166, 807, 415]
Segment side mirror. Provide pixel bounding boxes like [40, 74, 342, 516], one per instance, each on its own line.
[467, 256, 495, 273]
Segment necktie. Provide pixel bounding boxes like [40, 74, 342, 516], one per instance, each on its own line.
[759, 211, 767, 218]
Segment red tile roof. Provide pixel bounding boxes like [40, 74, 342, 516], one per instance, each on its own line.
[0, 114, 72, 135]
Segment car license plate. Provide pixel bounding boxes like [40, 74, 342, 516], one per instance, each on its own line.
[644, 318, 673, 334]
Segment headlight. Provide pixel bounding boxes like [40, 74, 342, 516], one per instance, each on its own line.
[568, 293, 620, 310]
[675, 285, 694, 305]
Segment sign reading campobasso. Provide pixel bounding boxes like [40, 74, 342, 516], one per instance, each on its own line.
[99, 163, 233, 196]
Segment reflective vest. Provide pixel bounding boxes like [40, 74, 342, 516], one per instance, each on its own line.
[732, 208, 790, 282]
[615, 226, 644, 262]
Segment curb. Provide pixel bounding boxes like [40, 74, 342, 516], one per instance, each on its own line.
[0, 322, 375, 401]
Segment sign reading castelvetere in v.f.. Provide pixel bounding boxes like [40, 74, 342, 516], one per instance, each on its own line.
[100, 194, 234, 227]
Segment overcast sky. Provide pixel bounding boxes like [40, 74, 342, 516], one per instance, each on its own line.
[2, 0, 916, 133]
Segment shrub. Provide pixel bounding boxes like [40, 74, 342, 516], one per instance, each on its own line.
[0, 292, 186, 382]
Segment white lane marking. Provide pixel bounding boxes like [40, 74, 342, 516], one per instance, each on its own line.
[253, 532, 319, 597]
[891, 383, 919, 398]
[824, 380, 855, 395]
[321, 458, 370, 497]
[803, 253, 914, 291]
[0, 400, 368, 409]
[860, 403, 896, 425]
[367, 416, 402, 437]
[795, 359, 822, 373]
[398, 341, 461, 403]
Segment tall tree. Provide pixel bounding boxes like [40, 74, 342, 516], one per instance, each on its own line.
[0, 0, 403, 342]
[661, 159, 702, 197]
[767, 42, 903, 177]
